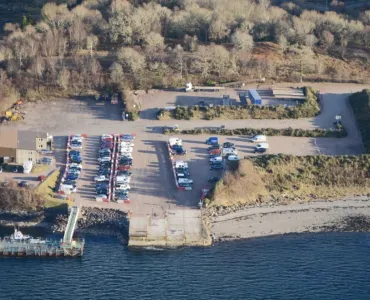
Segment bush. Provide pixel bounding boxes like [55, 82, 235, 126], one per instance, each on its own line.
[349, 89, 370, 153]
[164, 126, 347, 138]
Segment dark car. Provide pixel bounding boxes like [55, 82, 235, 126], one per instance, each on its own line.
[208, 144, 221, 151]
[98, 170, 111, 176]
[208, 176, 219, 183]
[96, 189, 108, 195]
[96, 183, 109, 190]
[69, 150, 81, 156]
[210, 164, 224, 170]
[172, 147, 187, 155]
[223, 142, 235, 148]
[211, 160, 223, 165]
[119, 158, 133, 164]
[18, 181, 29, 187]
[99, 161, 111, 167]
[64, 180, 77, 186]
[66, 173, 79, 180]
[254, 148, 267, 153]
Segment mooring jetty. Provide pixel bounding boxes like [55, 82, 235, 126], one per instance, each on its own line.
[0, 206, 84, 257]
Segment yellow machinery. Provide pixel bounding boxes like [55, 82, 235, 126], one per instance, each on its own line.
[11, 114, 23, 121]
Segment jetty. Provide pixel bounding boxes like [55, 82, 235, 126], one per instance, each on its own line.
[0, 206, 84, 257]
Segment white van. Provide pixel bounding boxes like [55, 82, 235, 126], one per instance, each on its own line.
[250, 135, 267, 143]
[117, 176, 130, 184]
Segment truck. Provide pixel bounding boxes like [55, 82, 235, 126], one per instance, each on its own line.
[248, 89, 262, 105]
[185, 82, 225, 93]
[205, 137, 219, 145]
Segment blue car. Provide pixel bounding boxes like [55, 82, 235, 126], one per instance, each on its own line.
[66, 173, 79, 180]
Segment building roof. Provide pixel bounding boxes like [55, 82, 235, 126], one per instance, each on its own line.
[0, 129, 47, 150]
[0, 128, 18, 149]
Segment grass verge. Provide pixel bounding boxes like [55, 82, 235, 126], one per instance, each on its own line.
[35, 169, 64, 207]
[158, 87, 320, 120]
[164, 126, 347, 138]
[349, 89, 370, 153]
[31, 164, 49, 173]
[208, 154, 370, 207]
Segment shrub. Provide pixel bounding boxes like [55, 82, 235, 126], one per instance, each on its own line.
[349, 89, 370, 153]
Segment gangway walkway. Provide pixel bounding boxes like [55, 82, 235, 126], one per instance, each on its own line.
[63, 206, 80, 243]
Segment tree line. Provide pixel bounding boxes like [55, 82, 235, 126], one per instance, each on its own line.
[0, 0, 370, 111]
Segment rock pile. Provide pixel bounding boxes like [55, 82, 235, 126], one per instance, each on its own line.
[51, 207, 128, 236]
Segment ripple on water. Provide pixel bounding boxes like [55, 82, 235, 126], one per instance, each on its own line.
[1, 232, 370, 300]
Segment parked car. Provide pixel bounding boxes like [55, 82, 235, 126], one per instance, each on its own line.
[18, 181, 28, 187]
[94, 175, 109, 182]
[66, 173, 79, 180]
[117, 177, 130, 184]
[67, 168, 80, 175]
[95, 194, 108, 202]
[38, 175, 46, 182]
[209, 156, 222, 163]
[208, 176, 219, 183]
[116, 184, 131, 190]
[210, 164, 224, 170]
[205, 137, 218, 145]
[254, 147, 267, 153]
[254, 143, 269, 153]
[63, 180, 77, 186]
[209, 148, 221, 155]
[250, 135, 267, 143]
[228, 155, 241, 161]
[69, 150, 81, 157]
[70, 156, 82, 164]
[208, 144, 220, 151]
[95, 183, 109, 190]
[118, 170, 132, 176]
[98, 156, 111, 163]
[223, 142, 235, 148]
[101, 134, 113, 140]
[96, 188, 108, 195]
[70, 163, 82, 170]
[70, 143, 82, 149]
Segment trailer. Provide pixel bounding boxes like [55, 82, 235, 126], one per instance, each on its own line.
[248, 89, 262, 105]
[185, 82, 225, 92]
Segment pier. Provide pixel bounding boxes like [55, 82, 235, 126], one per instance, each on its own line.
[0, 206, 84, 257]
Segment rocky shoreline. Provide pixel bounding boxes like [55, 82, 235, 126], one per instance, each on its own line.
[0, 207, 129, 240]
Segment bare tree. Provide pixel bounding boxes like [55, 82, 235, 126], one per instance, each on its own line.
[231, 30, 254, 51]
[86, 34, 99, 57]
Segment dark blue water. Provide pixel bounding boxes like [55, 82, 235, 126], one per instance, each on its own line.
[1, 232, 370, 300]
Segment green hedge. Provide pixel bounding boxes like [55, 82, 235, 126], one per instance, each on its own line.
[349, 89, 370, 153]
[164, 126, 347, 138]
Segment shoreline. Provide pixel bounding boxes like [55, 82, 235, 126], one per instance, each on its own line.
[208, 197, 370, 242]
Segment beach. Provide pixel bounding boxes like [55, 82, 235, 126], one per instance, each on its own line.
[209, 197, 370, 242]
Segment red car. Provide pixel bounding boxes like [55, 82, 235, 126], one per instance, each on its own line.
[209, 148, 221, 155]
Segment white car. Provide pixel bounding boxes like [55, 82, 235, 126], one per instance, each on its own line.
[209, 156, 222, 163]
[117, 177, 130, 184]
[95, 194, 107, 202]
[120, 147, 133, 152]
[70, 144, 82, 150]
[255, 143, 269, 149]
[120, 142, 134, 147]
[94, 175, 108, 182]
[228, 155, 241, 161]
[72, 134, 84, 140]
[68, 169, 80, 175]
[98, 157, 111, 162]
[101, 134, 113, 140]
[116, 184, 131, 190]
[70, 163, 82, 170]
[250, 135, 267, 143]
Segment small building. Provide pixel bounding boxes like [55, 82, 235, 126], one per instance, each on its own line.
[0, 129, 52, 164]
[248, 89, 262, 105]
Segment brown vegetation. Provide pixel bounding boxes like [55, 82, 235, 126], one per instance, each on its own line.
[209, 155, 370, 207]
[0, 0, 370, 112]
[349, 89, 370, 153]
[0, 182, 45, 210]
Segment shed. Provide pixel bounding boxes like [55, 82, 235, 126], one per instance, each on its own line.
[248, 90, 262, 105]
